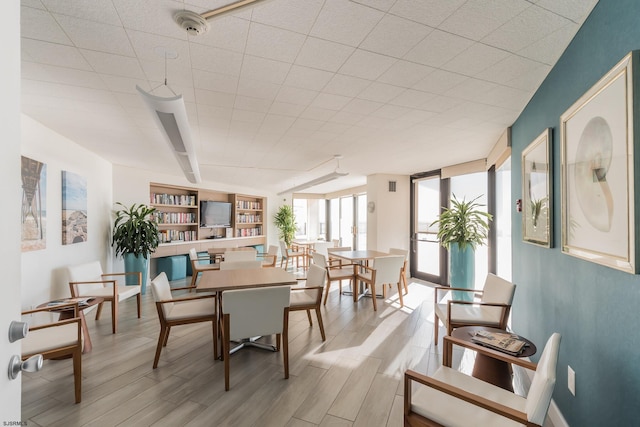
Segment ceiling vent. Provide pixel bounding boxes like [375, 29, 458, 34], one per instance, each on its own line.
[174, 11, 210, 36]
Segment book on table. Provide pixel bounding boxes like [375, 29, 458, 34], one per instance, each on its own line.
[470, 330, 527, 355]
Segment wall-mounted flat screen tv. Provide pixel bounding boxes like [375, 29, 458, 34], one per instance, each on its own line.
[200, 200, 232, 228]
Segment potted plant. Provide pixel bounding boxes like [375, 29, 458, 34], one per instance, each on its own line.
[431, 194, 492, 301]
[274, 204, 297, 247]
[112, 202, 159, 294]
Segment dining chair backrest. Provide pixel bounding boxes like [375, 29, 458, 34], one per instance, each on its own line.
[224, 249, 257, 262]
[67, 261, 106, 293]
[150, 272, 174, 316]
[312, 241, 333, 257]
[525, 333, 561, 424]
[481, 273, 516, 305]
[188, 247, 198, 261]
[305, 264, 327, 288]
[312, 252, 327, 267]
[388, 248, 408, 260]
[279, 240, 290, 257]
[372, 255, 405, 285]
[222, 286, 291, 341]
[219, 260, 263, 270]
[327, 246, 351, 259]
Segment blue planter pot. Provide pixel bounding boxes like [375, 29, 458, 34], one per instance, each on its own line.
[124, 253, 149, 295]
[449, 243, 474, 301]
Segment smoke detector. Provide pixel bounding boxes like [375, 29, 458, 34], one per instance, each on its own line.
[174, 11, 210, 36]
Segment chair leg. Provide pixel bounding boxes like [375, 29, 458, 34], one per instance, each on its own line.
[370, 284, 377, 311]
[397, 281, 404, 308]
[323, 282, 331, 305]
[315, 308, 326, 341]
[111, 299, 118, 334]
[137, 293, 141, 318]
[73, 346, 82, 403]
[434, 314, 439, 345]
[189, 271, 198, 289]
[95, 302, 103, 320]
[283, 310, 289, 379]
[306, 309, 313, 326]
[212, 316, 218, 361]
[163, 326, 171, 346]
[154, 326, 168, 369]
[223, 313, 230, 391]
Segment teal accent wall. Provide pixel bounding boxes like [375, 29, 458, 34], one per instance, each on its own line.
[511, 1, 640, 425]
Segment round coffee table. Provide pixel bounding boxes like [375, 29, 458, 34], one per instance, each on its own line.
[450, 326, 537, 391]
[38, 297, 104, 354]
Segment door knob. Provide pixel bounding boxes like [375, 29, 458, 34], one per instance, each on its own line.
[8, 320, 29, 343]
[8, 354, 42, 380]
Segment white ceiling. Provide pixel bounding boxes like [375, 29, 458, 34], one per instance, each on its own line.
[20, 0, 598, 194]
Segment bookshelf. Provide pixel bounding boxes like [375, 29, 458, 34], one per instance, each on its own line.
[149, 183, 198, 244]
[232, 194, 265, 238]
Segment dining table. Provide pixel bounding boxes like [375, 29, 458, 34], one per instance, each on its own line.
[196, 267, 298, 353]
[328, 249, 390, 301]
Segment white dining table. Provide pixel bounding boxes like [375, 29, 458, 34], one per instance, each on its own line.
[328, 250, 390, 301]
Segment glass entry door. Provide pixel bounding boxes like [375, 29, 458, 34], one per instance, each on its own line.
[411, 174, 445, 283]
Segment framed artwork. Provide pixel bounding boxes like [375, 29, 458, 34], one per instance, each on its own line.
[62, 171, 88, 245]
[560, 51, 636, 273]
[21, 156, 47, 252]
[522, 128, 552, 247]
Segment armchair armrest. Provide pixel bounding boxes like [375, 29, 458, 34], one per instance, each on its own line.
[102, 271, 141, 286]
[69, 279, 117, 298]
[156, 293, 216, 305]
[404, 370, 529, 424]
[435, 285, 483, 299]
[23, 302, 80, 317]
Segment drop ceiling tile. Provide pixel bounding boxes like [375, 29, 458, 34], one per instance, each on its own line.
[246, 22, 307, 63]
[284, 65, 334, 91]
[476, 55, 544, 85]
[295, 37, 355, 73]
[192, 69, 239, 94]
[389, 89, 435, 109]
[300, 106, 336, 121]
[21, 6, 72, 45]
[22, 79, 119, 105]
[195, 89, 236, 108]
[421, 95, 464, 113]
[377, 60, 434, 88]
[276, 86, 319, 106]
[55, 14, 136, 56]
[189, 43, 243, 76]
[232, 109, 266, 124]
[438, 0, 530, 40]
[80, 50, 145, 79]
[482, 85, 531, 110]
[22, 61, 107, 90]
[342, 98, 384, 114]
[290, 119, 323, 132]
[360, 14, 432, 58]
[237, 78, 281, 100]
[324, 74, 371, 97]
[197, 104, 232, 121]
[389, 0, 466, 27]
[41, 0, 122, 26]
[22, 0, 45, 9]
[339, 50, 397, 80]
[505, 63, 551, 91]
[251, 0, 324, 34]
[412, 69, 468, 95]
[535, 0, 598, 22]
[192, 16, 250, 53]
[441, 43, 511, 77]
[100, 75, 148, 94]
[21, 38, 92, 70]
[310, 93, 352, 111]
[482, 5, 570, 53]
[404, 29, 474, 68]
[127, 29, 191, 63]
[310, 0, 384, 47]
[140, 60, 195, 88]
[241, 55, 291, 85]
[329, 110, 367, 125]
[269, 101, 307, 117]
[320, 121, 352, 134]
[370, 104, 412, 120]
[112, 0, 187, 39]
[517, 23, 578, 65]
[234, 95, 273, 113]
[358, 82, 404, 103]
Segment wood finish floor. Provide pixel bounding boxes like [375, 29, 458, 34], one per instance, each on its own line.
[21, 274, 533, 427]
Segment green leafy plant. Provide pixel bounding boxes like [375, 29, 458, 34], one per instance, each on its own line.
[530, 196, 547, 228]
[274, 204, 297, 247]
[431, 194, 493, 251]
[112, 202, 159, 259]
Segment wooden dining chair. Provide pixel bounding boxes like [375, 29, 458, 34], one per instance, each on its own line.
[355, 255, 405, 310]
[22, 303, 83, 403]
[219, 260, 263, 270]
[388, 248, 409, 294]
[223, 248, 257, 262]
[188, 248, 219, 290]
[67, 261, 141, 334]
[150, 272, 218, 367]
[290, 264, 327, 341]
[279, 240, 305, 270]
[258, 245, 279, 267]
[312, 252, 355, 305]
[221, 286, 291, 390]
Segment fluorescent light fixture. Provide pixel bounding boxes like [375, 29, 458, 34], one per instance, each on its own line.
[277, 171, 348, 195]
[136, 85, 201, 184]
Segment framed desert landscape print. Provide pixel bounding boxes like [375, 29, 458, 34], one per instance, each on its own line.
[522, 128, 552, 247]
[560, 51, 636, 273]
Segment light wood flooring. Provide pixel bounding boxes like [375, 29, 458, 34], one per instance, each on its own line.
[21, 273, 533, 426]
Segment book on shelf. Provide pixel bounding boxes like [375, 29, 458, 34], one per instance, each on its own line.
[470, 330, 527, 355]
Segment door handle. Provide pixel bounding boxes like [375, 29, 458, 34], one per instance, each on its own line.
[8, 354, 42, 380]
[9, 320, 29, 343]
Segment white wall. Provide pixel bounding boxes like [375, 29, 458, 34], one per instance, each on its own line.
[1, 0, 23, 415]
[366, 174, 410, 253]
[20, 115, 113, 309]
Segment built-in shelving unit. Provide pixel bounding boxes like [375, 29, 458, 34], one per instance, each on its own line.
[149, 183, 266, 258]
